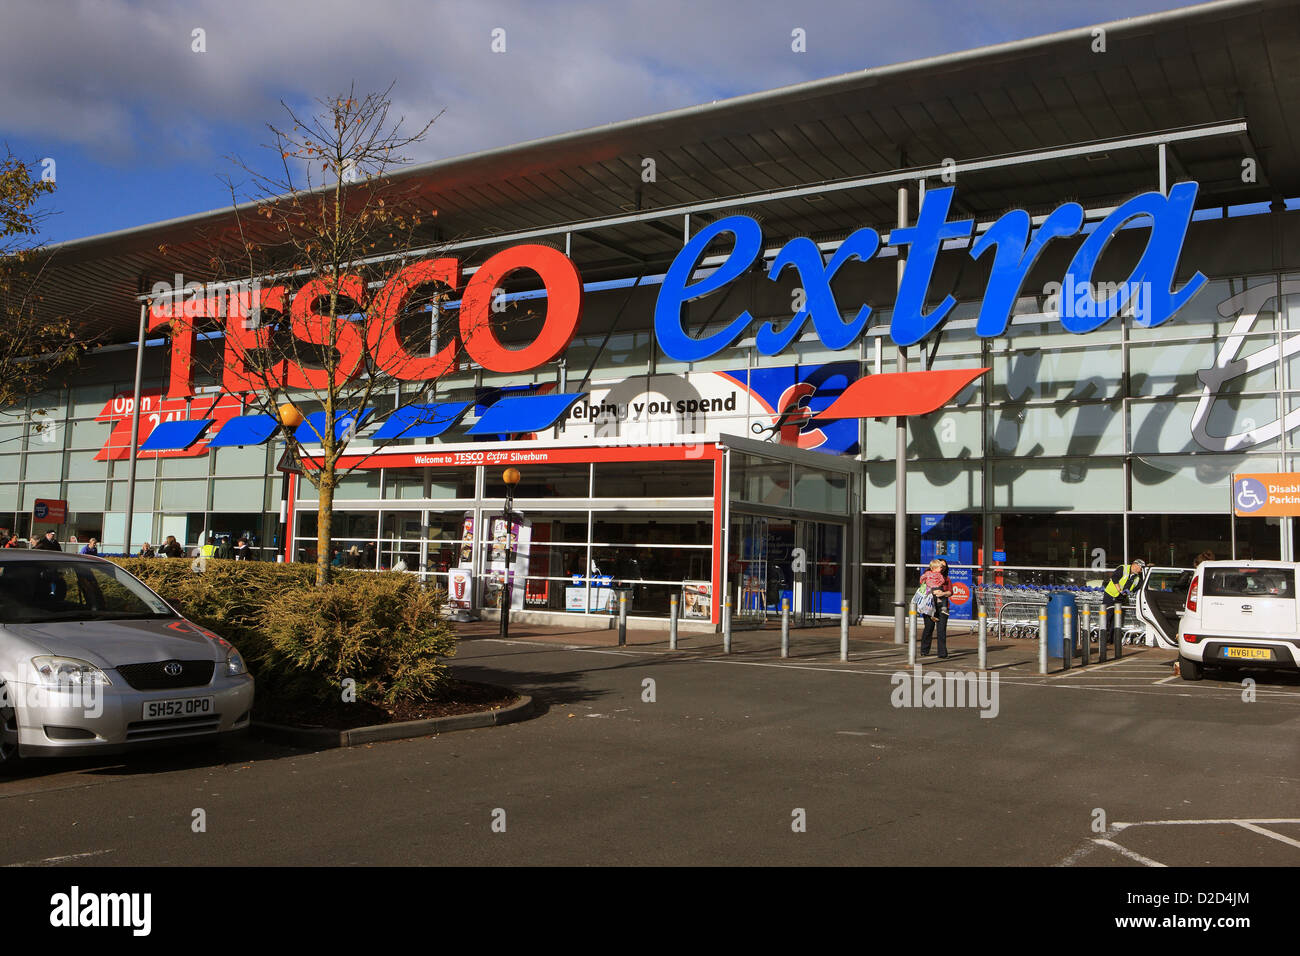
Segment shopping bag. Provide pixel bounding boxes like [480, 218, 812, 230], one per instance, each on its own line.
[911, 585, 934, 617]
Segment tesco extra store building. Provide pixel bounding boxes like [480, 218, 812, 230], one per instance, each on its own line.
[8, 0, 1300, 630]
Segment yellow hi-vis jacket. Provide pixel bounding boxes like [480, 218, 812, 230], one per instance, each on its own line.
[201, 543, 217, 558]
[1104, 565, 1141, 598]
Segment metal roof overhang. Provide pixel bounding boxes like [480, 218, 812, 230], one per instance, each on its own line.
[25, 0, 1300, 348]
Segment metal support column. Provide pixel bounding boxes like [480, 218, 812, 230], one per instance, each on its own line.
[123, 302, 147, 554]
[893, 184, 909, 646]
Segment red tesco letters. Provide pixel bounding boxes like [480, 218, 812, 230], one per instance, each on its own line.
[150, 244, 585, 398]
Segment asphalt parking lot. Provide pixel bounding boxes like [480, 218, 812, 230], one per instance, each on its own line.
[1, 627, 1298, 867]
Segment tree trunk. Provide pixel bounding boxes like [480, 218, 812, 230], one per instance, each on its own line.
[316, 470, 334, 587]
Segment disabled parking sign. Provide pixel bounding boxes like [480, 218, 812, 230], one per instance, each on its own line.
[1234, 477, 1267, 513]
[1233, 473, 1300, 516]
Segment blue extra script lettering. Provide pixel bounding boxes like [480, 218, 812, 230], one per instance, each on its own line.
[653, 182, 1206, 361]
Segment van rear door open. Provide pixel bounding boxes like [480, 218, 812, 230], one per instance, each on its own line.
[1137, 567, 1193, 648]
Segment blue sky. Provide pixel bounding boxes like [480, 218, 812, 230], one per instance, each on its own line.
[1, 0, 1211, 245]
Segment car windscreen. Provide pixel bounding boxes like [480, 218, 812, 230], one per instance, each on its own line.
[1203, 567, 1295, 599]
[0, 561, 176, 623]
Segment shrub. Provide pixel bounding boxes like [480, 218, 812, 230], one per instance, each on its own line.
[108, 559, 457, 709]
[259, 573, 456, 707]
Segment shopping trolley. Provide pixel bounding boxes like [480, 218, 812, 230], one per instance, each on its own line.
[978, 584, 1113, 641]
[1075, 590, 1147, 646]
[977, 585, 1051, 640]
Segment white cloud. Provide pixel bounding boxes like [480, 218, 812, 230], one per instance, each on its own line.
[0, 0, 1196, 164]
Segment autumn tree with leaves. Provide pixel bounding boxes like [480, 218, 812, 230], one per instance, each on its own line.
[0, 150, 84, 416]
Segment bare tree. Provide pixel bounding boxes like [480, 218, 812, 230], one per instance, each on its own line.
[160, 85, 540, 585]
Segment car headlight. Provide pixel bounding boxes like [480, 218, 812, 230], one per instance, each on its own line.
[225, 648, 248, 677]
[31, 656, 112, 686]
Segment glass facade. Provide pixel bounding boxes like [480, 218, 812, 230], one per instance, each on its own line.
[293, 460, 714, 620]
[861, 273, 1298, 611]
[3, 222, 1298, 626]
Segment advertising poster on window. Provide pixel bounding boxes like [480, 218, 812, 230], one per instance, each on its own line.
[459, 512, 475, 565]
[921, 514, 974, 621]
[447, 567, 473, 611]
[484, 515, 531, 611]
[681, 580, 712, 619]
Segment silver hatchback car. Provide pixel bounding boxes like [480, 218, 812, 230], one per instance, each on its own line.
[0, 552, 254, 768]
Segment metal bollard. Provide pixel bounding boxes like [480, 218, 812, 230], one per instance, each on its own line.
[781, 598, 790, 658]
[908, 607, 917, 664]
[723, 597, 732, 654]
[669, 594, 679, 650]
[1099, 606, 1111, 663]
[1061, 606, 1072, 671]
[1116, 609, 1125, 660]
[618, 593, 628, 646]
[1080, 606, 1091, 665]
[978, 609, 987, 671]
[840, 600, 849, 662]
[1038, 611, 1048, 675]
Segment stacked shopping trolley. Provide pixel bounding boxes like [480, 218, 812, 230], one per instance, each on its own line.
[974, 584, 1146, 644]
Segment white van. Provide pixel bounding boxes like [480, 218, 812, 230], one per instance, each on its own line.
[1176, 560, 1300, 681]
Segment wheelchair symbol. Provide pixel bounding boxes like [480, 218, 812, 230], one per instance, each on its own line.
[1235, 479, 1267, 512]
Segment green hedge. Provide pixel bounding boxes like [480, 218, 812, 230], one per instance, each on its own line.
[109, 559, 457, 708]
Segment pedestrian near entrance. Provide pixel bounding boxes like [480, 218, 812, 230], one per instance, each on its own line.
[234, 538, 254, 561]
[79, 538, 99, 556]
[139, 542, 156, 558]
[1103, 558, 1146, 649]
[160, 535, 183, 559]
[918, 558, 952, 659]
[34, 531, 60, 551]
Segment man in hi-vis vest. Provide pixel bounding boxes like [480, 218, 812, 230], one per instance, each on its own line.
[1103, 558, 1146, 650]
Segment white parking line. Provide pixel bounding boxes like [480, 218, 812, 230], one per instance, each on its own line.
[1115, 817, 1300, 827]
[4, 849, 114, 867]
[1062, 818, 1300, 867]
[695, 659, 869, 677]
[1233, 821, 1300, 848]
[1055, 656, 1154, 677]
[1092, 838, 1166, 867]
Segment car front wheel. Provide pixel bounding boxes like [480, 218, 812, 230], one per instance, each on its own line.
[0, 684, 20, 771]
[1179, 656, 1204, 681]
